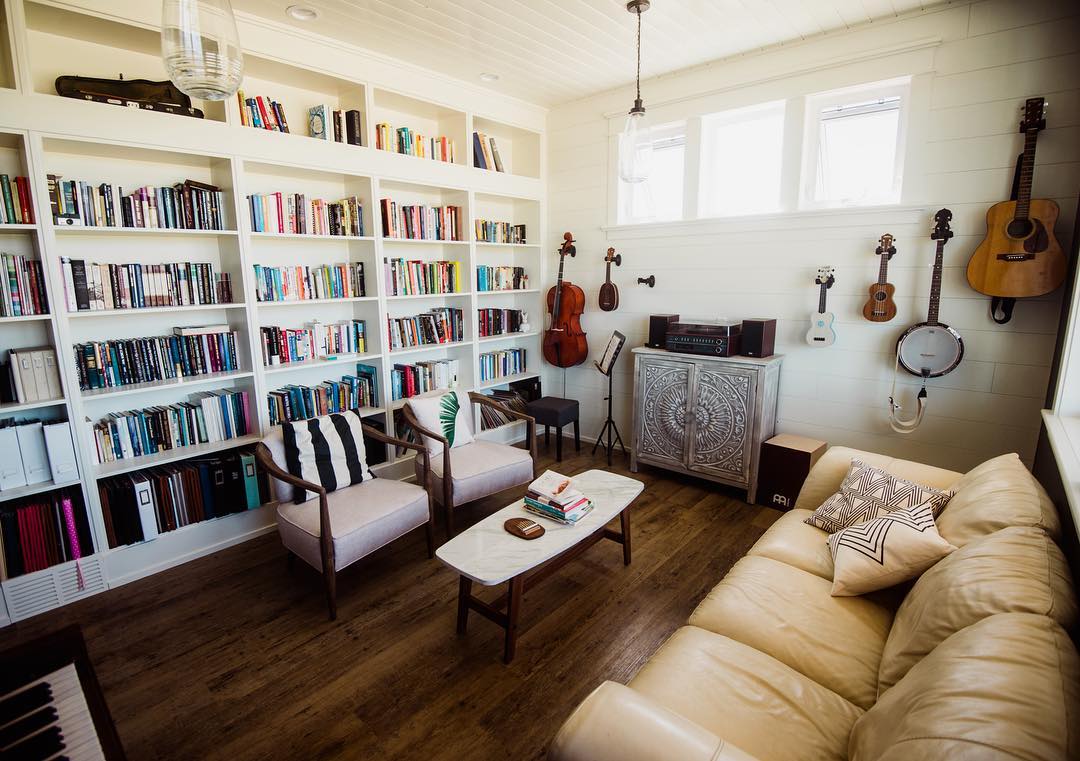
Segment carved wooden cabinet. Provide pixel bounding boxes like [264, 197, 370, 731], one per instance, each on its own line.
[631, 348, 782, 503]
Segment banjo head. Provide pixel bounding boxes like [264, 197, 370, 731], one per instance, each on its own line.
[897, 323, 964, 378]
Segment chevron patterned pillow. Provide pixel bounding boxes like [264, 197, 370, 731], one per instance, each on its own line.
[828, 501, 957, 596]
[804, 459, 954, 534]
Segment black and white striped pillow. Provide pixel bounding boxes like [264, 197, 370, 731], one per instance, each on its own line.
[280, 410, 374, 504]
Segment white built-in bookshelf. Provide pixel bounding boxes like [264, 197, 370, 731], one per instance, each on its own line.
[0, 0, 544, 624]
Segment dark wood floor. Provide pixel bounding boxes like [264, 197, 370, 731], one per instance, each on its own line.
[0, 441, 781, 761]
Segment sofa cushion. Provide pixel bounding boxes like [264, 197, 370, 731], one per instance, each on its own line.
[421, 440, 533, 505]
[689, 555, 892, 709]
[934, 453, 1061, 547]
[406, 390, 474, 457]
[878, 526, 1079, 694]
[850, 613, 1080, 761]
[630, 626, 863, 761]
[748, 508, 834, 579]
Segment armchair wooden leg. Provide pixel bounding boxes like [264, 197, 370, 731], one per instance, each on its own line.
[324, 565, 337, 621]
[446, 503, 456, 539]
[425, 518, 436, 558]
[286, 551, 296, 571]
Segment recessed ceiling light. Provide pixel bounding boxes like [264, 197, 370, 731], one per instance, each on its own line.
[286, 5, 319, 21]
[479, 73, 500, 83]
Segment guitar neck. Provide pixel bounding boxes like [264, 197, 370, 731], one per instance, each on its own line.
[927, 240, 945, 325]
[818, 283, 828, 314]
[877, 251, 890, 285]
[1014, 129, 1039, 221]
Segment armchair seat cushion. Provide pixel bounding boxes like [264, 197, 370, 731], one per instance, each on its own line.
[422, 440, 533, 506]
[277, 477, 429, 572]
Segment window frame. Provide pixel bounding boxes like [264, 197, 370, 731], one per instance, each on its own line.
[615, 119, 689, 225]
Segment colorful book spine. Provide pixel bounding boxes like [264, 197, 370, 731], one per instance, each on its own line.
[252, 262, 365, 302]
[384, 258, 462, 296]
[386, 308, 464, 351]
[479, 348, 526, 382]
[379, 199, 462, 241]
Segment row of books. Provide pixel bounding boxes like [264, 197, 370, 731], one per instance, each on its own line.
[73, 327, 240, 392]
[472, 132, 506, 172]
[0, 420, 79, 491]
[2, 347, 62, 404]
[89, 388, 252, 465]
[479, 383, 536, 430]
[475, 220, 526, 244]
[267, 367, 379, 425]
[1, 253, 49, 316]
[478, 308, 525, 338]
[98, 447, 271, 549]
[380, 199, 463, 241]
[385, 258, 463, 296]
[479, 348, 526, 382]
[60, 259, 233, 312]
[48, 177, 226, 231]
[0, 174, 34, 225]
[524, 471, 593, 525]
[391, 359, 461, 401]
[247, 193, 365, 237]
[374, 124, 456, 163]
[388, 308, 464, 351]
[0, 489, 91, 580]
[252, 262, 366, 303]
[477, 265, 528, 292]
[260, 320, 368, 367]
[309, 105, 363, 146]
[237, 92, 290, 132]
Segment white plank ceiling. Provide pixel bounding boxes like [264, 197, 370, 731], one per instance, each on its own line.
[234, 0, 954, 106]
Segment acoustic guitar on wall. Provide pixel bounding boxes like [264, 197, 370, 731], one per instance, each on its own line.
[966, 97, 1066, 298]
[805, 266, 836, 347]
[862, 233, 898, 322]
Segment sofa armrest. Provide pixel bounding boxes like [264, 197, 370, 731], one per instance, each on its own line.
[548, 682, 758, 761]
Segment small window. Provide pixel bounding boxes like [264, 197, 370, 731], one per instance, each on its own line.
[618, 122, 686, 224]
[803, 79, 909, 208]
[698, 101, 785, 218]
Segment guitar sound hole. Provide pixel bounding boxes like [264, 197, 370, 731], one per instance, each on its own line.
[874, 292, 887, 301]
[1006, 218, 1034, 239]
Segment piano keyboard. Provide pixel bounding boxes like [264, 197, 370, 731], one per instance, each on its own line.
[0, 663, 106, 760]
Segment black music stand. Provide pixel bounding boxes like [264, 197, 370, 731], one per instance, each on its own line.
[592, 331, 627, 466]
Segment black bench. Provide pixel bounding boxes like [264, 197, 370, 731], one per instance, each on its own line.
[525, 396, 580, 462]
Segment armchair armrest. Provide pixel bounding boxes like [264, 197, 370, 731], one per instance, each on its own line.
[469, 392, 537, 464]
[400, 404, 452, 499]
[549, 682, 758, 761]
[254, 442, 334, 573]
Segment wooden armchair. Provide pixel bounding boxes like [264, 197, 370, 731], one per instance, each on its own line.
[402, 391, 536, 537]
[256, 422, 435, 620]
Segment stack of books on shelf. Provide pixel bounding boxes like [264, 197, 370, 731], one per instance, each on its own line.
[391, 359, 460, 401]
[253, 262, 365, 303]
[479, 384, 532, 430]
[388, 307, 464, 351]
[0, 420, 79, 492]
[472, 132, 505, 172]
[60, 259, 232, 312]
[475, 220, 526, 244]
[0, 488, 90, 580]
[478, 307, 524, 337]
[385, 258, 462, 296]
[98, 447, 270, 549]
[260, 320, 368, 366]
[476, 265, 527, 292]
[89, 388, 252, 466]
[479, 347, 526, 383]
[374, 124, 455, 163]
[73, 326, 240, 392]
[0, 174, 35, 225]
[1, 253, 49, 316]
[380, 199, 462, 241]
[48, 176, 225, 230]
[237, 91, 290, 132]
[2, 347, 62, 404]
[267, 365, 379, 424]
[308, 105, 363, 146]
[523, 471, 593, 525]
[247, 192, 365, 237]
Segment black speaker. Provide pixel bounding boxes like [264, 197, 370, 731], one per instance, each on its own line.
[647, 314, 679, 348]
[740, 318, 776, 358]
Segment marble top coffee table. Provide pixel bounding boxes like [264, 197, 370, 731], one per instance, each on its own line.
[436, 469, 644, 663]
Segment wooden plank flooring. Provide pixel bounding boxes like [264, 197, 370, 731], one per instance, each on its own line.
[0, 442, 782, 761]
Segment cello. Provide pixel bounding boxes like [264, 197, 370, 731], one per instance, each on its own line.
[543, 232, 588, 367]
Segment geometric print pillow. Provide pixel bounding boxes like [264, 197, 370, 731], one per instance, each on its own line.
[827, 501, 957, 596]
[804, 459, 954, 534]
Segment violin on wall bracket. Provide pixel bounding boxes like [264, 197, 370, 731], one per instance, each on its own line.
[862, 233, 898, 322]
[598, 247, 622, 311]
[543, 232, 589, 368]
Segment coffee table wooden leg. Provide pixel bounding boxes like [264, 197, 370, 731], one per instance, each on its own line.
[456, 576, 472, 634]
[503, 575, 524, 663]
[621, 508, 632, 566]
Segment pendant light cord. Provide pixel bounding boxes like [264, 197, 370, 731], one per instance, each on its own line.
[635, 9, 642, 102]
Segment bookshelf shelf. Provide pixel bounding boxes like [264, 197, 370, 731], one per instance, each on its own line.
[389, 339, 472, 357]
[0, 313, 51, 323]
[270, 404, 386, 424]
[477, 371, 540, 390]
[249, 232, 375, 242]
[67, 303, 247, 319]
[262, 352, 382, 376]
[477, 288, 540, 296]
[386, 292, 472, 301]
[478, 331, 540, 343]
[0, 477, 82, 504]
[52, 226, 239, 237]
[94, 433, 264, 479]
[0, 223, 37, 232]
[255, 296, 378, 308]
[381, 237, 470, 246]
[0, 397, 66, 414]
[80, 369, 254, 402]
[474, 242, 540, 249]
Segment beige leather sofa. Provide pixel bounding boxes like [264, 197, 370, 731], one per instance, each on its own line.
[549, 447, 1080, 761]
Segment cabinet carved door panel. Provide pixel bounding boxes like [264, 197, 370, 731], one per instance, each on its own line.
[635, 359, 692, 469]
[688, 367, 756, 482]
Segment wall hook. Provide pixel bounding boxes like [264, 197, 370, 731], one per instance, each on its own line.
[637, 275, 655, 288]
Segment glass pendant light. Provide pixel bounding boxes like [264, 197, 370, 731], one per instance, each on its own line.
[161, 0, 244, 101]
[618, 0, 652, 184]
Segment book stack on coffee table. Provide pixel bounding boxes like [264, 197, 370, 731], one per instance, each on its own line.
[523, 470, 593, 525]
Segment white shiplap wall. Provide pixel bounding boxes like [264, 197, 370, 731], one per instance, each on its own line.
[544, 0, 1080, 473]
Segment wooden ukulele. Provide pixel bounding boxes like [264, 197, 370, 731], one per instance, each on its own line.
[966, 97, 1065, 298]
[862, 233, 898, 322]
[805, 266, 836, 347]
[543, 232, 588, 367]
[598, 247, 621, 311]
